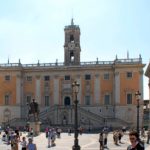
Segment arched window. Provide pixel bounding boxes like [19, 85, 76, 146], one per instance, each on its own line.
[70, 34, 74, 42]
[70, 51, 74, 62]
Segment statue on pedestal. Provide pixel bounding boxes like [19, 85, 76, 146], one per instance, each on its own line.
[28, 99, 40, 122]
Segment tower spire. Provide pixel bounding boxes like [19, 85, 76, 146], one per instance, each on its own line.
[71, 18, 74, 25]
[127, 50, 129, 59]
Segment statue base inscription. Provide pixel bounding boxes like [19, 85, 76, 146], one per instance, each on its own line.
[28, 121, 41, 136]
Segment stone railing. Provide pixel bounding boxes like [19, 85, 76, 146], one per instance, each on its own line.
[0, 58, 142, 68]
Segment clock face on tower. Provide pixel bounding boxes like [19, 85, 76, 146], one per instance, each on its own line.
[68, 42, 75, 50]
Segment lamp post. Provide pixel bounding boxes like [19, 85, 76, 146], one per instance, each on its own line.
[135, 90, 141, 135]
[72, 81, 80, 150]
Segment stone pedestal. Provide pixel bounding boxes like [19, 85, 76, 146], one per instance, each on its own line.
[28, 121, 41, 136]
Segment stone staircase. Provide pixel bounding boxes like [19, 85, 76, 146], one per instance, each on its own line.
[78, 107, 104, 128]
[7, 105, 131, 130]
[5, 117, 27, 128]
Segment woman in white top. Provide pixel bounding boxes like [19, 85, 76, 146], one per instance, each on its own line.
[21, 136, 27, 150]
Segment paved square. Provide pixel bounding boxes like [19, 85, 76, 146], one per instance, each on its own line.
[0, 132, 150, 150]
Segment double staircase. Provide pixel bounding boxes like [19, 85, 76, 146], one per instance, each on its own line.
[7, 105, 131, 130]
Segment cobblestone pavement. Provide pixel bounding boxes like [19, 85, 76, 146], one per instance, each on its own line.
[0, 132, 150, 150]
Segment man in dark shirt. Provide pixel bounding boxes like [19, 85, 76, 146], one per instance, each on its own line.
[127, 131, 144, 150]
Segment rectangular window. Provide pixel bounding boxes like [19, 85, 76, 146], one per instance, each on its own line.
[44, 82, 49, 87]
[26, 76, 32, 81]
[65, 75, 70, 80]
[26, 96, 32, 104]
[5, 95, 10, 105]
[85, 74, 91, 80]
[45, 96, 50, 106]
[5, 75, 10, 81]
[85, 96, 91, 105]
[127, 93, 132, 104]
[104, 94, 110, 105]
[126, 72, 132, 78]
[104, 73, 109, 80]
[44, 76, 50, 81]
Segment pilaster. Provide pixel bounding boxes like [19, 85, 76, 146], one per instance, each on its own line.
[35, 75, 41, 104]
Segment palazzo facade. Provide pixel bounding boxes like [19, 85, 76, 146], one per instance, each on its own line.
[0, 20, 145, 129]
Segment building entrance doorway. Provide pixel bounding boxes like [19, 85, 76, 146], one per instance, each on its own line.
[64, 96, 71, 106]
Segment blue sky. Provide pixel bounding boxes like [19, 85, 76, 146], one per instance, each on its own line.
[0, 0, 149, 99]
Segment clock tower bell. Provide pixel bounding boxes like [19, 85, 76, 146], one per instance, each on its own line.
[64, 19, 81, 66]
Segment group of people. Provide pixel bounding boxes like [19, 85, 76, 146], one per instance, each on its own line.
[127, 130, 144, 150]
[98, 127, 150, 150]
[99, 128, 109, 149]
[113, 130, 124, 145]
[5, 135, 36, 150]
[1, 125, 150, 150]
[141, 127, 150, 144]
[1, 127, 37, 150]
[127, 128, 150, 150]
[99, 132, 108, 150]
[45, 127, 62, 148]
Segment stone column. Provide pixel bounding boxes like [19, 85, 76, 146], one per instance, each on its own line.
[114, 72, 120, 104]
[35, 75, 41, 104]
[16, 74, 22, 118]
[94, 74, 100, 104]
[16, 74, 22, 105]
[53, 77, 59, 105]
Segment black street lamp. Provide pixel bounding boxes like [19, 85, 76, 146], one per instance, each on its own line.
[72, 81, 80, 150]
[135, 90, 141, 135]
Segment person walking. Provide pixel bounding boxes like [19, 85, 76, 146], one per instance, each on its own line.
[26, 138, 37, 150]
[141, 128, 146, 138]
[68, 128, 72, 136]
[104, 132, 108, 148]
[99, 132, 104, 150]
[21, 136, 27, 150]
[45, 127, 49, 138]
[47, 129, 52, 148]
[11, 135, 19, 150]
[113, 130, 119, 145]
[118, 130, 123, 143]
[51, 128, 56, 147]
[147, 129, 150, 144]
[30, 128, 34, 139]
[127, 131, 144, 150]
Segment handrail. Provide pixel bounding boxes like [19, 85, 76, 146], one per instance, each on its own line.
[78, 107, 104, 119]
[7, 117, 27, 125]
[39, 105, 58, 118]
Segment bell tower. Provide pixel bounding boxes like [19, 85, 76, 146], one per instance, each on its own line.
[64, 19, 81, 66]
